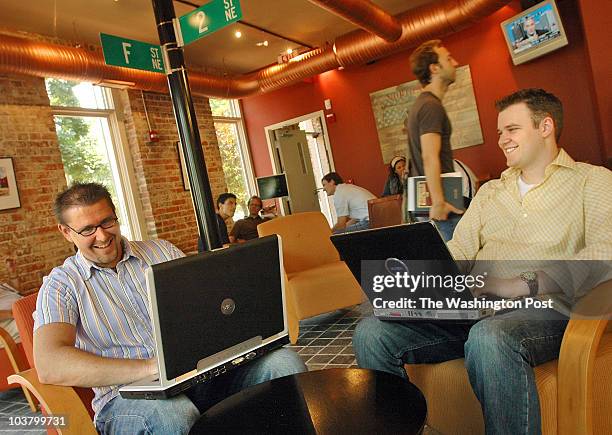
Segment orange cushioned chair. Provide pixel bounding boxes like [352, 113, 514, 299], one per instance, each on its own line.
[10, 292, 96, 435]
[405, 279, 612, 435]
[258, 212, 365, 344]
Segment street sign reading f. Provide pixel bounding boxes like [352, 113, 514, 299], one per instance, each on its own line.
[100, 33, 165, 73]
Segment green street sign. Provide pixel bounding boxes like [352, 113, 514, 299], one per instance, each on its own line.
[177, 0, 242, 46]
[100, 33, 165, 73]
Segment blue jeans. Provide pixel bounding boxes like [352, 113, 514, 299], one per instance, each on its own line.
[333, 218, 370, 234]
[353, 308, 568, 435]
[95, 348, 306, 434]
[414, 213, 462, 242]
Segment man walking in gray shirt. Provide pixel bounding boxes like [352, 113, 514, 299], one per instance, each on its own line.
[406, 39, 464, 241]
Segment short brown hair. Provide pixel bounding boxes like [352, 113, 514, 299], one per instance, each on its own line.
[322, 172, 343, 185]
[247, 195, 263, 207]
[54, 183, 115, 224]
[495, 88, 564, 141]
[409, 39, 442, 86]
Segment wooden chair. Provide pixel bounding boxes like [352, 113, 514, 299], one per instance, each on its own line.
[367, 194, 403, 229]
[0, 325, 37, 411]
[10, 293, 96, 435]
[258, 212, 365, 344]
[405, 279, 612, 434]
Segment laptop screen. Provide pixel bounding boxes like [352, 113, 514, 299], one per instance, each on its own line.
[330, 222, 457, 283]
[149, 235, 285, 379]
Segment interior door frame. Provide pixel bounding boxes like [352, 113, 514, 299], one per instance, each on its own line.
[264, 110, 336, 216]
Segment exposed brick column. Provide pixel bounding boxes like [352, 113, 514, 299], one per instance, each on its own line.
[121, 90, 227, 254]
[0, 75, 73, 293]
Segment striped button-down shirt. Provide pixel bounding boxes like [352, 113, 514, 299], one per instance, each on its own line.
[448, 149, 612, 306]
[34, 238, 184, 417]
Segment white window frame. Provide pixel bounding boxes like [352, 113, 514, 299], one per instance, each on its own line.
[211, 99, 256, 197]
[49, 86, 148, 240]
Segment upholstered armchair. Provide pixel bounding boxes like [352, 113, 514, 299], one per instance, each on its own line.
[258, 212, 365, 343]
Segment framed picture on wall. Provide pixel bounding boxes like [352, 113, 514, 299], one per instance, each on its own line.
[176, 142, 191, 191]
[0, 158, 21, 211]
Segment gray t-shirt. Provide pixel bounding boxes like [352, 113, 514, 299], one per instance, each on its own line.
[406, 91, 455, 177]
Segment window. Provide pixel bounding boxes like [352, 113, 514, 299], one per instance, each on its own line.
[210, 99, 254, 219]
[45, 79, 145, 240]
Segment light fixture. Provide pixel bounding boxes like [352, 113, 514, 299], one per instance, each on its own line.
[235, 30, 242, 38]
[286, 48, 293, 54]
[256, 40, 269, 47]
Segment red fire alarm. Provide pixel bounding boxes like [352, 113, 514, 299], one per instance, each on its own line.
[325, 113, 336, 123]
[148, 130, 160, 142]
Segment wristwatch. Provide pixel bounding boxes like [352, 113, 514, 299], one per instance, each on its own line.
[519, 271, 538, 297]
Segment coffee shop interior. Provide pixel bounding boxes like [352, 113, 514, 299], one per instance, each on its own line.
[0, 0, 610, 433]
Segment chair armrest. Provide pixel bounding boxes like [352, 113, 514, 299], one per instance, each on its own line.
[557, 279, 611, 435]
[7, 368, 96, 435]
[0, 326, 28, 372]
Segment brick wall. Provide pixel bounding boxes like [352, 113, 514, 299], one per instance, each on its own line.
[0, 74, 227, 292]
[121, 89, 226, 254]
[0, 75, 73, 293]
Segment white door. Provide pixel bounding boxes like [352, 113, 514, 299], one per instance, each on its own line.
[273, 129, 320, 214]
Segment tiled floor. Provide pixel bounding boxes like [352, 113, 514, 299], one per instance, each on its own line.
[287, 301, 373, 371]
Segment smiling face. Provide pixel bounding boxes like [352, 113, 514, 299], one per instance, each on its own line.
[497, 102, 547, 171]
[58, 199, 123, 268]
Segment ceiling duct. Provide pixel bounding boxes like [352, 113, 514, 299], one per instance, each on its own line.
[307, 0, 403, 42]
[0, 0, 509, 98]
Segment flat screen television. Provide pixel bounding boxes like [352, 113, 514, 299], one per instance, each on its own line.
[256, 174, 289, 200]
[500, 0, 568, 66]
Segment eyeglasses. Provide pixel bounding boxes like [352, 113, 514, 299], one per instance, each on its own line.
[65, 217, 119, 237]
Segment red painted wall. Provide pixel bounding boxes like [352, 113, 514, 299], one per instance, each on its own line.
[577, 0, 612, 164]
[241, 0, 604, 195]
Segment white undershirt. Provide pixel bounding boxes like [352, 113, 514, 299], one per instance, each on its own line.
[517, 176, 537, 198]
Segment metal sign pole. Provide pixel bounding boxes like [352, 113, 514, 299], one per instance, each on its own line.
[151, 0, 221, 251]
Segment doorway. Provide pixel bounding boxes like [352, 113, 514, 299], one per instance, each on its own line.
[264, 111, 336, 225]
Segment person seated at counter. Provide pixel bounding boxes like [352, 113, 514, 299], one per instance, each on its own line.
[229, 195, 276, 243]
[198, 192, 237, 252]
[382, 155, 407, 196]
[353, 88, 612, 434]
[321, 172, 376, 234]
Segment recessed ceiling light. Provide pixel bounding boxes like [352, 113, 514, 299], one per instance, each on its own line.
[235, 30, 242, 38]
[256, 41, 269, 47]
[286, 48, 293, 54]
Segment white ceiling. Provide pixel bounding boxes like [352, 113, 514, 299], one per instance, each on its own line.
[0, 0, 432, 74]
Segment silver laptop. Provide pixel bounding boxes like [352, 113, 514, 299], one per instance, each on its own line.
[119, 234, 289, 400]
[331, 222, 493, 321]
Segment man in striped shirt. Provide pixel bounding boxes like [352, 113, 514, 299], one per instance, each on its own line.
[33, 183, 306, 434]
[354, 89, 612, 434]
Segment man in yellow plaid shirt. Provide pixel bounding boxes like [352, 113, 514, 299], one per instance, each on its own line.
[354, 88, 612, 434]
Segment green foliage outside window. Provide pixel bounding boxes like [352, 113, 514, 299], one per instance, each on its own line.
[45, 78, 118, 203]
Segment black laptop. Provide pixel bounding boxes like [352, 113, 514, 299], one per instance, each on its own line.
[330, 222, 493, 321]
[119, 234, 289, 399]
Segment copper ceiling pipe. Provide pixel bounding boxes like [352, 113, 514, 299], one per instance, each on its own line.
[332, 0, 510, 66]
[307, 0, 403, 42]
[0, 0, 509, 98]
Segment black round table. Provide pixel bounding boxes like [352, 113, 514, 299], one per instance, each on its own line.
[190, 368, 427, 434]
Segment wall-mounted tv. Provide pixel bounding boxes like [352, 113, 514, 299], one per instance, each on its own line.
[500, 0, 568, 66]
[256, 174, 289, 200]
